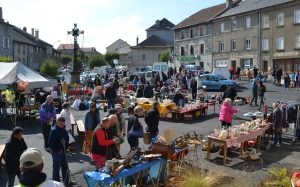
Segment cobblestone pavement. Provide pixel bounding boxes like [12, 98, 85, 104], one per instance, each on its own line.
[0, 80, 299, 186]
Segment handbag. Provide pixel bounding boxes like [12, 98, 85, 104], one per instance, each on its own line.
[129, 124, 144, 138]
[68, 132, 75, 144]
[82, 138, 91, 154]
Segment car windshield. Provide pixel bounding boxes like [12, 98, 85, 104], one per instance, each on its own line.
[146, 72, 152, 77]
[218, 75, 227, 80]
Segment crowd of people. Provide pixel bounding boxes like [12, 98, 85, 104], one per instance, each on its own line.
[272, 67, 300, 90]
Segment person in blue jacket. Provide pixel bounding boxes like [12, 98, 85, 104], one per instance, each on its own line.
[143, 81, 154, 98]
[249, 79, 258, 106]
[256, 72, 264, 80]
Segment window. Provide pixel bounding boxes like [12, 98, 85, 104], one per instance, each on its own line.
[29, 46, 33, 53]
[295, 35, 300, 49]
[295, 10, 300, 23]
[142, 54, 146, 61]
[157, 54, 161, 60]
[18, 45, 20, 53]
[262, 39, 269, 51]
[232, 39, 237, 50]
[241, 59, 253, 70]
[115, 48, 118, 51]
[190, 45, 194, 55]
[161, 65, 167, 72]
[245, 17, 251, 28]
[120, 43, 124, 48]
[219, 23, 224, 33]
[277, 37, 284, 50]
[199, 27, 204, 36]
[200, 43, 204, 54]
[181, 30, 185, 39]
[180, 46, 185, 56]
[262, 15, 269, 29]
[23, 46, 25, 54]
[219, 41, 224, 52]
[246, 38, 251, 49]
[190, 29, 194, 38]
[2, 37, 9, 48]
[277, 13, 284, 26]
[232, 20, 237, 30]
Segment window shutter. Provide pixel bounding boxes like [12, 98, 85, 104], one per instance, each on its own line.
[7, 38, 10, 48]
[2, 37, 4, 48]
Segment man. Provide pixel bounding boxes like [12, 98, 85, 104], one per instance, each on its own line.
[253, 66, 259, 78]
[0, 91, 7, 119]
[272, 103, 283, 147]
[257, 80, 266, 111]
[249, 79, 258, 106]
[190, 78, 197, 100]
[90, 117, 118, 169]
[105, 83, 117, 109]
[155, 81, 161, 93]
[5, 127, 27, 187]
[106, 112, 118, 160]
[48, 117, 75, 185]
[16, 148, 64, 187]
[112, 78, 119, 91]
[115, 104, 126, 153]
[222, 84, 237, 106]
[143, 82, 154, 98]
[39, 95, 56, 151]
[272, 68, 277, 85]
[173, 90, 184, 106]
[145, 102, 160, 148]
[150, 75, 156, 86]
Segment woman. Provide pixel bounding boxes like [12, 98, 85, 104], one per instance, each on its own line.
[246, 68, 251, 82]
[283, 72, 291, 90]
[84, 102, 100, 148]
[136, 84, 144, 98]
[60, 102, 75, 150]
[160, 82, 169, 99]
[127, 106, 144, 151]
[133, 77, 138, 91]
[219, 98, 239, 128]
[272, 102, 282, 147]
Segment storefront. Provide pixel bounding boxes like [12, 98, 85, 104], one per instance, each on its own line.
[273, 52, 300, 72]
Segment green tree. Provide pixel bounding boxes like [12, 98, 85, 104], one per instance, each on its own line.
[60, 54, 72, 65]
[88, 54, 106, 69]
[40, 59, 59, 77]
[0, 55, 13, 62]
[157, 50, 170, 62]
[72, 57, 83, 71]
[104, 52, 121, 67]
[77, 50, 89, 62]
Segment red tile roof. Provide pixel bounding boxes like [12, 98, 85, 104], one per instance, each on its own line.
[57, 44, 97, 52]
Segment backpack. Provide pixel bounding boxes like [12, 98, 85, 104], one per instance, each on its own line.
[144, 109, 154, 126]
[79, 102, 86, 110]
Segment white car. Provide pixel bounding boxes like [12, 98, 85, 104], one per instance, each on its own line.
[88, 73, 98, 81]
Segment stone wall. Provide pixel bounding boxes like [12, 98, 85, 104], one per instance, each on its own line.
[0, 23, 13, 58]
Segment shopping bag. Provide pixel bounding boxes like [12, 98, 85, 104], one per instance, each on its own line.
[289, 123, 295, 130]
[82, 138, 91, 154]
[129, 125, 144, 138]
[143, 132, 151, 144]
[68, 132, 75, 144]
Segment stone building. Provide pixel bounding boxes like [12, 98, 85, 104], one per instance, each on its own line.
[57, 44, 100, 58]
[106, 39, 130, 53]
[173, 3, 227, 71]
[0, 7, 13, 58]
[146, 18, 175, 46]
[212, 0, 292, 72]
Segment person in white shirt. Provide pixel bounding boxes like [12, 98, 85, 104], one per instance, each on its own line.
[60, 102, 75, 150]
[71, 96, 81, 111]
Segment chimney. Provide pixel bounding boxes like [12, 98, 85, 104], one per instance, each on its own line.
[226, 0, 233, 8]
[155, 20, 160, 28]
[136, 36, 139, 45]
[23, 27, 27, 32]
[0, 7, 3, 22]
[35, 29, 39, 40]
[31, 28, 34, 36]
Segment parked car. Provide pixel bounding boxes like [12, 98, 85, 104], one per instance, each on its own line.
[196, 74, 237, 91]
[82, 71, 90, 78]
[184, 64, 204, 75]
[88, 73, 98, 81]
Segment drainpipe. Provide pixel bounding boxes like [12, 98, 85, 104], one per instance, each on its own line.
[257, 10, 261, 71]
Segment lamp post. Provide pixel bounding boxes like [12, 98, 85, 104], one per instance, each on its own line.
[113, 59, 118, 73]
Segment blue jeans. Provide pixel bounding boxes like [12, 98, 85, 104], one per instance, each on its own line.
[274, 131, 282, 145]
[273, 76, 277, 85]
[7, 173, 19, 187]
[284, 81, 289, 89]
[149, 132, 158, 149]
[51, 151, 68, 184]
[107, 98, 115, 109]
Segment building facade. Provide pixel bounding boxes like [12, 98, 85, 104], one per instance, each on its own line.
[117, 46, 131, 66]
[146, 18, 175, 46]
[260, 0, 300, 72]
[106, 39, 130, 53]
[57, 44, 100, 58]
[173, 3, 226, 71]
[0, 7, 13, 58]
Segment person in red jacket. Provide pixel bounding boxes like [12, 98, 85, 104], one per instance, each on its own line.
[219, 98, 240, 128]
[90, 117, 119, 169]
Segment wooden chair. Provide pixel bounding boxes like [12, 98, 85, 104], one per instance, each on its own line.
[76, 120, 85, 143]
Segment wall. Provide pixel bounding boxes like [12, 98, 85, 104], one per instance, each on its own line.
[147, 30, 174, 45]
[0, 23, 13, 58]
[13, 42, 28, 66]
[106, 40, 130, 53]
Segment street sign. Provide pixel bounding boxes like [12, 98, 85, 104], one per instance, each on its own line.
[113, 59, 118, 65]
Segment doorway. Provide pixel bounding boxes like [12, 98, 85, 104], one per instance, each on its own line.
[263, 61, 268, 72]
[231, 60, 236, 68]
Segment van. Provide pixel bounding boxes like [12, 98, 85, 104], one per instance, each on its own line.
[212, 67, 231, 80]
[153, 62, 169, 75]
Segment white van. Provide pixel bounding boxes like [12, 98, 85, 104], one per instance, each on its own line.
[212, 67, 231, 80]
[153, 62, 169, 76]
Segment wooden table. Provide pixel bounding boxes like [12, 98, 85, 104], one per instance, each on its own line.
[20, 105, 40, 126]
[207, 101, 216, 114]
[56, 113, 76, 136]
[171, 105, 208, 121]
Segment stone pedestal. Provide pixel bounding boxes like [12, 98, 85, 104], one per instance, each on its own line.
[70, 71, 81, 84]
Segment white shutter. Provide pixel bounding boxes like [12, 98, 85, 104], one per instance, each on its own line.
[7, 38, 10, 48]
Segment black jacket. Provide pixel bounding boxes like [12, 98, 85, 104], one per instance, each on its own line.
[105, 87, 117, 100]
[18, 170, 47, 187]
[127, 114, 142, 137]
[5, 132, 27, 174]
[190, 81, 197, 91]
[136, 87, 144, 98]
[48, 124, 69, 153]
[222, 88, 237, 101]
[273, 108, 283, 129]
[143, 85, 153, 98]
[146, 108, 160, 134]
[173, 93, 184, 105]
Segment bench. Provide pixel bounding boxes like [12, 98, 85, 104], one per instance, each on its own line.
[76, 120, 85, 143]
[0, 144, 6, 173]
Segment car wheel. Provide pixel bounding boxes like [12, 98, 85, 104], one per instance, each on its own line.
[221, 85, 227, 91]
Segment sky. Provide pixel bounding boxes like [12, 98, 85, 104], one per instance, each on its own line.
[2, 0, 225, 54]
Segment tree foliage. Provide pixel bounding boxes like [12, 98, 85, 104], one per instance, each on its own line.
[0, 55, 13, 62]
[72, 57, 83, 71]
[40, 59, 59, 77]
[60, 54, 72, 65]
[157, 50, 170, 62]
[104, 52, 121, 67]
[77, 50, 89, 62]
[88, 54, 106, 70]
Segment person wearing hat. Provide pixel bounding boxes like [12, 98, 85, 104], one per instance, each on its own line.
[272, 102, 283, 147]
[105, 83, 117, 109]
[115, 104, 126, 153]
[5, 127, 27, 187]
[17, 148, 65, 187]
[249, 79, 258, 107]
[222, 84, 237, 106]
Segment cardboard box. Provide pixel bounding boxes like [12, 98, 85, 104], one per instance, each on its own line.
[164, 129, 176, 145]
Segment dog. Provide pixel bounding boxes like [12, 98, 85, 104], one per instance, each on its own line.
[234, 96, 248, 105]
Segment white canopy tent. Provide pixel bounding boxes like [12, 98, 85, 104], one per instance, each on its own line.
[0, 62, 57, 90]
